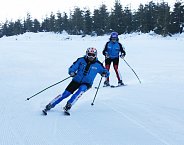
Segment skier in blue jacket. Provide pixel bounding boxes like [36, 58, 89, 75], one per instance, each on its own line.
[43, 47, 109, 115]
[102, 32, 126, 86]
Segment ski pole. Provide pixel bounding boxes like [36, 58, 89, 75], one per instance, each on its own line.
[91, 76, 103, 106]
[26, 76, 71, 101]
[123, 58, 141, 84]
[102, 59, 105, 64]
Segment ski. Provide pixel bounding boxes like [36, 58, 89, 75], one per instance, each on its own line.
[110, 84, 127, 88]
[94, 85, 110, 89]
[64, 111, 70, 116]
[95, 84, 127, 89]
[42, 109, 48, 115]
[42, 109, 70, 116]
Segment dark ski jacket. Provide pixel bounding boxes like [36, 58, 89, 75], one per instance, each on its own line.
[103, 41, 126, 59]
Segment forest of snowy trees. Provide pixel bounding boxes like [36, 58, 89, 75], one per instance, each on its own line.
[0, 0, 183, 37]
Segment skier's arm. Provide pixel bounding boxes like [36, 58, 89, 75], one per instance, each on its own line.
[119, 43, 126, 58]
[119, 43, 126, 54]
[68, 58, 81, 75]
[102, 42, 109, 56]
[101, 69, 110, 78]
[98, 61, 110, 77]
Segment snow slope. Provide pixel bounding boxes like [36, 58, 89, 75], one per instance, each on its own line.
[0, 32, 184, 145]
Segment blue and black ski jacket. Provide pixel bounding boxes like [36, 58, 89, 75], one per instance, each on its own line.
[69, 56, 109, 87]
[102, 41, 126, 59]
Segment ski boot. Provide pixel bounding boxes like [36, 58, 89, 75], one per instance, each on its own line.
[103, 80, 110, 87]
[42, 103, 52, 115]
[118, 80, 125, 86]
[63, 102, 72, 116]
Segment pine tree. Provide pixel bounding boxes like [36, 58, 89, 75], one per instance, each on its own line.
[83, 9, 92, 35]
[24, 13, 33, 32]
[135, 4, 145, 32]
[70, 7, 84, 35]
[32, 19, 41, 33]
[13, 19, 24, 35]
[48, 12, 56, 32]
[169, 1, 184, 34]
[55, 11, 63, 33]
[0, 23, 3, 37]
[122, 6, 132, 33]
[62, 12, 69, 33]
[110, 0, 124, 34]
[92, 4, 109, 35]
[144, 1, 157, 32]
[154, 2, 170, 36]
[41, 17, 50, 32]
[1, 21, 16, 36]
[92, 9, 101, 35]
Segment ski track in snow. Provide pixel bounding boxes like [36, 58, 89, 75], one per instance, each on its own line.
[102, 102, 170, 145]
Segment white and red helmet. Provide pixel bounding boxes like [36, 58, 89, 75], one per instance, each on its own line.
[86, 47, 97, 60]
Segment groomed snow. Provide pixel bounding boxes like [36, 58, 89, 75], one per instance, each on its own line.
[0, 32, 184, 145]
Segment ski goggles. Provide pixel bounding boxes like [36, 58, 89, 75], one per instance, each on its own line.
[111, 38, 118, 41]
[87, 53, 96, 57]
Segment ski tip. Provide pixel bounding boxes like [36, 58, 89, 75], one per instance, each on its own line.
[42, 110, 47, 115]
[64, 111, 70, 116]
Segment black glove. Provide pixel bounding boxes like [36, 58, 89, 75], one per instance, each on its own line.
[120, 52, 126, 59]
[101, 72, 107, 77]
[105, 52, 109, 59]
[69, 72, 76, 77]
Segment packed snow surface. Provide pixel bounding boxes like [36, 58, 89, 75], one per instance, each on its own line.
[0, 32, 184, 145]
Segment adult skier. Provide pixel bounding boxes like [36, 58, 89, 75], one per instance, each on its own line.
[43, 47, 109, 115]
[102, 32, 126, 87]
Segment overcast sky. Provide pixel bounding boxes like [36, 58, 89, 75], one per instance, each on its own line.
[0, 0, 178, 22]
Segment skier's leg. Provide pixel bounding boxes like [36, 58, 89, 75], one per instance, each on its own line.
[113, 58, 122, 83]
[113, 64, 122, 81]
[43, 90, 71, 114]
[104, 58, 111, 85]
[65, 85, 88, 110]
[44, 80, 80, 110]
[49, 90, 71, 108]
[105, 64, 110, 82]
